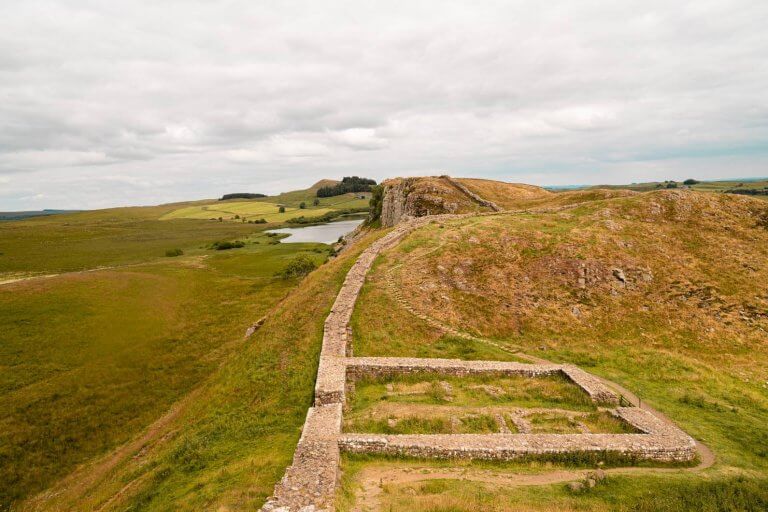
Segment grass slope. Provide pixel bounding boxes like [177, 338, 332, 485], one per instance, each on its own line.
[342, 189, 768, 510]
[22, 231, 385, 511]
[1, 235, 330, 510]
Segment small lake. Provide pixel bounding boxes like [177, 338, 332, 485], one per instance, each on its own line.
[267, 218, 365, 244]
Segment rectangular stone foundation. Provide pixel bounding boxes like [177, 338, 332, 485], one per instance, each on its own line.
[345, 357, 620, 405]
[339, 408, 696, 463]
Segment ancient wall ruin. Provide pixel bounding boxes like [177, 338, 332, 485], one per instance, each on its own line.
[260, 201, 697, 512]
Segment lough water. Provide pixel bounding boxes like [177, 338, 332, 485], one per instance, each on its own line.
[267, 218, 364, 244]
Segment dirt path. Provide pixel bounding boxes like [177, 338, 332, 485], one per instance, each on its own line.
[0, 256, 210, 288]
[353, 457, 723, 512]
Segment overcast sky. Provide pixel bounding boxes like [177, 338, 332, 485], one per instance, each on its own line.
[1, 1, 767, 210]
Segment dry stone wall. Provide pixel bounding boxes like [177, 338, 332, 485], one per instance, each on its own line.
[441, 175, 502, 211]
[339, 406, 696, 462]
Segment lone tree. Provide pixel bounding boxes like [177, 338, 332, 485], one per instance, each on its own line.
[299, 202, 306, 209]
[683, 179, 699, 185]
[279, 205, 286, 213]
[313, 198, 320, 206]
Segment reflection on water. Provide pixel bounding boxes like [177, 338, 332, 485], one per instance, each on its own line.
[266, 218, 364, 244]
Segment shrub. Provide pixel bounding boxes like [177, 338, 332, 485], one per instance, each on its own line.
[313, 198, 320, 206]
[211, 240, 245, 250]
[278, 206, 286, 213]
[366, 185, 384, 225]
[276, 255, 316, 279]
[299, 202, 306, 209]
[165, 248, 184, 257]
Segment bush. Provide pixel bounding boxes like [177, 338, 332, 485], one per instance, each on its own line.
[366, 185, 384, 225]
[165, 248, 184, 257]
[211, 240, 245, 250]
[276, 255, 317, 279]
[299, 202, 306, 209]
[683, 179, 699, 185]
[278, 206, 286, 213]
[313, 198, 320, 206]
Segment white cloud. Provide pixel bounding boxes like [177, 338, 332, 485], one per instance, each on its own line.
[1, 0, 767, 209]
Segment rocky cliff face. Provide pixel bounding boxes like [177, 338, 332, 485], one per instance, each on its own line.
[380, 177, 487, 227]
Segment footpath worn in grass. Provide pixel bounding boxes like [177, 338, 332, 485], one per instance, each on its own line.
[22, 231, 384, 511]
[1, 240, 329, 510]
[351, 253, 523, 362]
[367, 472, 768, 511]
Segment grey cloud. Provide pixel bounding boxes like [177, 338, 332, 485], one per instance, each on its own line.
[1, 1, 767, 209]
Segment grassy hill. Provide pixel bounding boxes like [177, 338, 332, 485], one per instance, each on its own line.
[6, 177, 768, 511]
[565, 177, 768, 200]
[161, 180, 370, 223]
[344, 187, 768, 511]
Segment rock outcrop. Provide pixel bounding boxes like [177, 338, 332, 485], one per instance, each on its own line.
[379, 176, 494, 227]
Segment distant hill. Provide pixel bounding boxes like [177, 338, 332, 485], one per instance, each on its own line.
[0, 209, 81, 221]
[557, 177, 768, 199]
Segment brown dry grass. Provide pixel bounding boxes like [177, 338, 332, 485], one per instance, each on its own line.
[456, 178, 553, 209]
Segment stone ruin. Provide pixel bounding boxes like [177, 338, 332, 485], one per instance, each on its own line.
[260, 213, 697, 512]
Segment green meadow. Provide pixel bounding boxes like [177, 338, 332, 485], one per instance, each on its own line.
[0, 206, 334, 510]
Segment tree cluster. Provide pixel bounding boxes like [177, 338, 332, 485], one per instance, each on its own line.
[219, 193, 266, 200]
[317, 177, 376, 197]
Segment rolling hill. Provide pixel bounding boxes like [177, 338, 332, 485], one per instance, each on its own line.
[4, 176, 767, 512]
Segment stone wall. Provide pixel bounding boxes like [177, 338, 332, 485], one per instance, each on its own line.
[345, 357, 619, 406]
[261, 404, 342, 512]
[339, 408, 696, 463]
[441, 175, 502, 212]
[261, 192, 698, 512]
